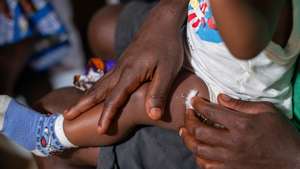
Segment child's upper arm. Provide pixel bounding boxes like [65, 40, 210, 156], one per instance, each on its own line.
[210, 0, 287, 59]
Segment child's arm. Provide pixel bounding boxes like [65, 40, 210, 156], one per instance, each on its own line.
[210, 0, 287, 59]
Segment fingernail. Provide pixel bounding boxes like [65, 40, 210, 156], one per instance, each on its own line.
[149, 107, 162, 120]
[63, 109, 70, 114]
[179, 128, 184, 136]
[221, 94, 231, 101]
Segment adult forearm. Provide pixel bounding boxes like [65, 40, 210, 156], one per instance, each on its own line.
[210, 0, 285, 59]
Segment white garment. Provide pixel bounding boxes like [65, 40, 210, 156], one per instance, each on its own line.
[186, 0, 300, 118]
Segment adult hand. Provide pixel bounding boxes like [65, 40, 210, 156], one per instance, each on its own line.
[181, 94, 300, 169]
[64, 1, 188, 134]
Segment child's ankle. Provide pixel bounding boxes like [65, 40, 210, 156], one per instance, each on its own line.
[0, 95, 12, 131]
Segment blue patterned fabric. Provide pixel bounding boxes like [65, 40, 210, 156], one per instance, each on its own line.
[0, 0, 70, 71]
[1, 99, 65, 156]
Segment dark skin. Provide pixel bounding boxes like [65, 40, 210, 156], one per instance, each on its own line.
[181, 95, 300, 169]
[64, 0, 294, 168]
[87, 5, 123, 60]
[32, 70, 206, 169]
[3, 0, 290, 168]
[65, 0, 293, 136]
[180, 63, 300, 169]
[32, 70, 207, 169]
[65, 0, 189, 134]
[37, 70, 208, 146]
[209, 0, 291, 59]
[37, 73, 300, 169]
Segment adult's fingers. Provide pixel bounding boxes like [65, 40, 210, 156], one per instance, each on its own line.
[97, 70, 140, 134]
[180, 127, 228, 162]
[64, 74, 114, 120]
[217, 94, 276, 115]
[145, 66, 175, 120]
[191, 97, 239, 128]
[64, 92, 105, 120]
[185, 109, 230, 147]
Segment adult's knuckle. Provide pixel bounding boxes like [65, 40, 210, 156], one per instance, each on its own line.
[151, 94, 168, 103]
[194, 128, 202, 139]
[95, 90, 105, 100]
[195, 145, 207, 156]
[206, 165, 217, 169]
[231, 100, 244, 108]
[132, 86, 147, 101]
[239, 121, 248, 130]
[235, 134, 250, 152]
[202, 163, 212, 169]
[230, 135, 244, 148]
[90, 95, 100, 104]
[195, 158, 205, 168]
[232, 118, 249, 131]
[104, 98, 118, 109]
[196, 102, 210, 115]
[261, 102, 277, 112]
[190, 143, 200, 155]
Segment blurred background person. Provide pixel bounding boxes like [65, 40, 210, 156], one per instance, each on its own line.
[0, 0, 85, 105]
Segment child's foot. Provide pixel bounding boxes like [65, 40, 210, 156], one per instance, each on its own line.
[0, 95, 77, 156]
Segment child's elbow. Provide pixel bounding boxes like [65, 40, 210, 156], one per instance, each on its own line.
[228, 43, 265, 60]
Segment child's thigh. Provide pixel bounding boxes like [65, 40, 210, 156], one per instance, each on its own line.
[34, 87, 84, 115]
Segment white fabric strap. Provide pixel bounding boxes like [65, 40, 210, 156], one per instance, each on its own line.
[54, 115, 78, 148]
[0, 95, 12, 131]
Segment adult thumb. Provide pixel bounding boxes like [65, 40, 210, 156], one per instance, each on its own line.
[217, 94, 260, 114]
[145, 69, 174, 120]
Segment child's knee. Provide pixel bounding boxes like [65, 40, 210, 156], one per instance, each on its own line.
[34, 87, 83, 114]
[88, 5, 123, 59]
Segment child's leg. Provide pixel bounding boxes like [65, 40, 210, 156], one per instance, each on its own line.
[52, 70, 208, 147]
[1, 70, 208, 155]
[34, 92, 100, 168]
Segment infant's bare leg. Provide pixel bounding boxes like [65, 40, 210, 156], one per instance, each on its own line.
[34, 92, 99, 167]
[59, 70, 209, 147]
